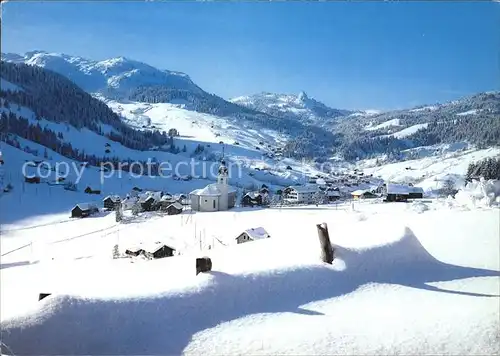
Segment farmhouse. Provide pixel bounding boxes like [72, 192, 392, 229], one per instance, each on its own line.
[139, 195, 159, 211]
[284, 185, 318, 204]
[103, 195, 121, 210]
[409, 186, 424, 199]
[236, 227, 271, 244]
[241, 192, 263, 207]
[125, 242, 175, 259]
[71, 203, 98, 218]
[326, 189, 341, 201]
[158, 194, 176, 209]
[385, 184, 411, 202]
[189, 160, 237, 212]
[165, 202, 183, 215]
[351, 190, 377, 200]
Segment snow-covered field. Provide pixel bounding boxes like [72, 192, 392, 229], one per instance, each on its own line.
[1, 199, 499, 355]
[360, 146, 500, 191]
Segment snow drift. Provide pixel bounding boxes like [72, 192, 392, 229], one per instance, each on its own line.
[1, 227, 498, 355]
[455, 179, 500, 208]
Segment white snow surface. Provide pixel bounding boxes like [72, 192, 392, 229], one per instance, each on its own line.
[1, 200, 499, 355]
[360, 146, 500, 192]
[389, 123, 429, 138]
[365, 118, 401, 131]
[456, 109, 481, 116]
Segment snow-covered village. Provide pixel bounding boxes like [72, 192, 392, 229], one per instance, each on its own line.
[1, 2, 499, 355]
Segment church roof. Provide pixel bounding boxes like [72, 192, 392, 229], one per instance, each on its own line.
[190, 183, 237, 197]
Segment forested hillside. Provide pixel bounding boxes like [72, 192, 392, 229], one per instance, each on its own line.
[0, 61, 169, 151]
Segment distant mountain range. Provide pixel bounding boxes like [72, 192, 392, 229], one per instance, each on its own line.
[230, 91, 354, 126]
[1, 51, 204, 97]
[2, 50, 499, 161]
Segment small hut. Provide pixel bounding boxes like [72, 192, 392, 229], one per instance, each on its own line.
[385, 184, 410, 202]
[84, 186, 101, 195]
[165, 202, 183, 215]
[103, 195, 121, 210]
[236, 227, 270, 244]
[351, 190, 377, 200]
[241, 192, 263, 207]
[125, 242, 175, 259]
[409, 186, 424, 199]
[139, 195, 159, 211]
[71, 203, 98, 218]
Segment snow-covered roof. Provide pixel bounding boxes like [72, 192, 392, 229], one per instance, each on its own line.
[160, 195, 175, 202]
[410, 186, 424, 194]
[139, 195, 157, 203]
[130, 241, 175, 254]
[190, 183, 237, 196]
[74, 203, 97, 211]
[351, 189, 368, 196]
[386, 183, 411, 195]
[239, 227, 270, 240]
[103, 195, 121, 202]
[244, 191, 262, 199]
[327, 190, 341, 197]
[288, 185, 318, 193]
[167, 202, 183, 210]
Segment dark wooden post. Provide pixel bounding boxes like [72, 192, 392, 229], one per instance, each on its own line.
[317, 222, 334, 264]
[196, 257, 212, 275]
[38, 293, 51, 301]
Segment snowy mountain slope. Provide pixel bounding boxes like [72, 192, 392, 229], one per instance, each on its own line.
[104, 99, 289, 152]
[2, 51, 204, 97]
[359, 145, 500, 190]
[3, 51, 346, 160]
[230, 91, 353, 126]
[1, 200, 499, 354]
[5, 50, 499, 161]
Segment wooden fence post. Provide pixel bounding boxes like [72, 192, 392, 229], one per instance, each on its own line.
[196, 257, 212, 275]
[317, 222, 334, 264]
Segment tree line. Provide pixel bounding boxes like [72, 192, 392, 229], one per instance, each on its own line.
[466, 156, 500, 181]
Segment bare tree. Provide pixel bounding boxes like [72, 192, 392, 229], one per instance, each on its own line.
[441, 178, 457, 197]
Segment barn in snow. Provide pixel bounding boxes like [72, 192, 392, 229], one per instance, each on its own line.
[165, 202, 183, 215]
[103, 195, 121, 210]
[71, 203, 99, 218]
[125, 242, 175, 259]
[236, 227, 271, 244]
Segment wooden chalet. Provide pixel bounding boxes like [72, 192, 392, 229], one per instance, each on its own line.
[384, 184, 410, 202]
[125, 242, 175, 259]
[241, 192, 263, 207]
[165, 202, 183, 215]
[351, 190, 377, 200]
[408, 186, 424, 199]
[103, 195, 121, 210]
[139, 195, 159, 211]
[236, 227, 270, 244]
[71, 203, 99, 218]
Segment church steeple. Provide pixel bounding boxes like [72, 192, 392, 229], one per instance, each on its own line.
[217, 159, 228, 185]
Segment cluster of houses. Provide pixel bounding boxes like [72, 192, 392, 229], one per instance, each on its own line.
[124, 241, 176, 260]
[281, 180, 424, 205]
[71, 189, 186, 218]
[241, 185, 270, 207]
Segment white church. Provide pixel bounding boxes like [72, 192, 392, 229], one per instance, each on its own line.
[189, 160, 237, 212]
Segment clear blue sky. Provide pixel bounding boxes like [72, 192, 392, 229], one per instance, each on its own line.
[2, 1, 499, 110]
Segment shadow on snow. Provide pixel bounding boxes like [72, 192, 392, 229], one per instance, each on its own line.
[2, 227, 499, 355]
